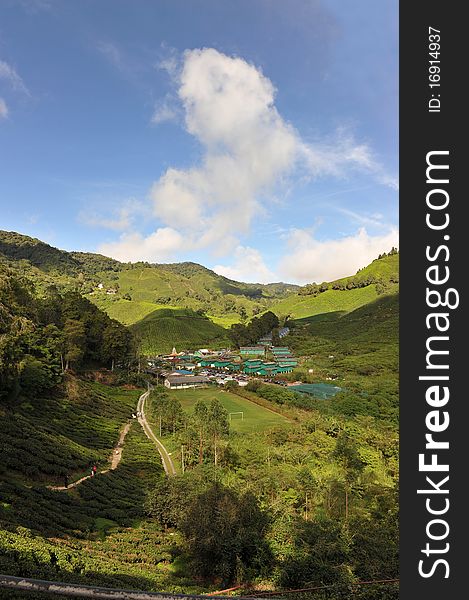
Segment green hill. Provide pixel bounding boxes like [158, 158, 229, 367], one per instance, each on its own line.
[284, 291, 399, 421]
[272, 252, 399, 321]
[0, 230, 399, 356]
[272, 284, 380, 320]
[0, 240, 399, 595]
[130, 308, 230, 354]
[334, 252, 399, 286]
[0, 376, 190, 594]
[0, 229, 298, 322]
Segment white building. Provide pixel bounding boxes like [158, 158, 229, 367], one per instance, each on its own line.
[164, 375, 210, 390]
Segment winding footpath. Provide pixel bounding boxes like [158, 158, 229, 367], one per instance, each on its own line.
[137, 387, 176, 476]
[49, 421, 132, 491]
[49, 386, 175, 491]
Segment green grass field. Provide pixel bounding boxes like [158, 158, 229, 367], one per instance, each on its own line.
[166, 387, 287, 433]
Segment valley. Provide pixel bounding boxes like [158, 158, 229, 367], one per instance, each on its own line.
[0, 230, 399, 599]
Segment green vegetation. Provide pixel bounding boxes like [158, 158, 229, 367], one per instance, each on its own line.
[298, 251, 399, 296]
[0, 231, 399, 597]
[0, 230, 298, 314]
[278, 292, 399, 423]
[145, 384, 398, 595]
[0, 265, 134, 402]
[273, 284, 380, 321]
[90, 297, 179, 326]
[0, 377, 187, 597]
[130, 308, 230, 354]
[273, 252, 399, 322]
[228, 310, 279, 348]
[162, 387, 288, 433]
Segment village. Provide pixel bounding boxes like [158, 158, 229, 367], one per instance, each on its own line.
[146, 327, 302, 390]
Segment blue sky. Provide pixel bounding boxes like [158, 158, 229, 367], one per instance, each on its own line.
[0, 0, 398, 284]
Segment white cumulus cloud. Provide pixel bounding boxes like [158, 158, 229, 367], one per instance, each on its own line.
[212, 246, 277, 284]
[99, 228, 186, 263]
[278, 227, 399, 284]
[149, 48, 299, 254]
[93, 47, 396, 268]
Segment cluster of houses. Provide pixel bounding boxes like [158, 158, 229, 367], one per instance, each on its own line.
[153, 342, 298, 390]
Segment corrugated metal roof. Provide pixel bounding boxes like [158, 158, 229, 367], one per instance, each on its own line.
[166, 375, 210, 384]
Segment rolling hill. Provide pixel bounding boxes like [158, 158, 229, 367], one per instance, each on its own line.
[0, 230, 298, 323]
[272, 253, 398, 321]
[272, 284, 380, 320]
[0, 230, 399, 354]
[129, 308, 231, 354]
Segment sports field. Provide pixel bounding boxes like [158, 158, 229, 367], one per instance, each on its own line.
[166, 387, 287, 433]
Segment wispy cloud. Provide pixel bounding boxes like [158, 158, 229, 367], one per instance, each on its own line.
[0, 98, 8, 119]
[78, 198, 144, 231]
[0, 59, 30, 96]
[336, 207, 388, 229]
[151, 96, 178, 125]
[155, 43, 180, 79]
[96, 41, 125, 71]
[15, 0, 53, 14]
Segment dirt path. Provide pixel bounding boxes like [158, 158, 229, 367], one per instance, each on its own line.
[109, 422, 131, 469]
[48, 420, 132, 491]
[137, 388, 176, 476]
[48, 387, 175, 490]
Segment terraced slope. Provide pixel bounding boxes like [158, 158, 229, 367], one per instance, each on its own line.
[130, 308, 230, 354]
[272, 285, 381, 320]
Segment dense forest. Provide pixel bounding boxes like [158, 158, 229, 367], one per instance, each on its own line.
[229, 310, 280, 347]
[0, 265, 134, 402]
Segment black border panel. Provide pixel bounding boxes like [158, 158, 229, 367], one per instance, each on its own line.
[400, 3, 466, 597]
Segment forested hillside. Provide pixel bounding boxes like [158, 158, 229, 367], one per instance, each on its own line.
[0, 265, 135, 403]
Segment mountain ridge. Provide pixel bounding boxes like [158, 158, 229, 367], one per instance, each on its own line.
[0, 230, 298, 291]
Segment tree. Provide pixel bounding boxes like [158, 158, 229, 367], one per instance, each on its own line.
[278, 517, 351, 589]
[193, 400, 209, 464]
[238, 306, 247, 323]
[18, 356, 53, 396]
[150, 388, 185, 435]
[63, 319, 86, 370]
[207, 398, 229, 465]
[180, 483, 271, 584]
[271, 327, 280, 347]
[102, 320, 132, 370]
[332, 432, 365, 520]
[224, 380, 239, 393]
[146, 477, 195, 529]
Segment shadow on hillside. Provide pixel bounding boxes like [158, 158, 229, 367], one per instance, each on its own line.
[292, 310, 346, 326]
[290, 294, 399, 343]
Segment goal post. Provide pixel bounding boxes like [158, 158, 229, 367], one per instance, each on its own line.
[229, 411, 244, 421]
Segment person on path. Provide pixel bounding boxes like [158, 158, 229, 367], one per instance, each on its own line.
[64, 475, 68, 488]
[91, 464, 97, 477]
